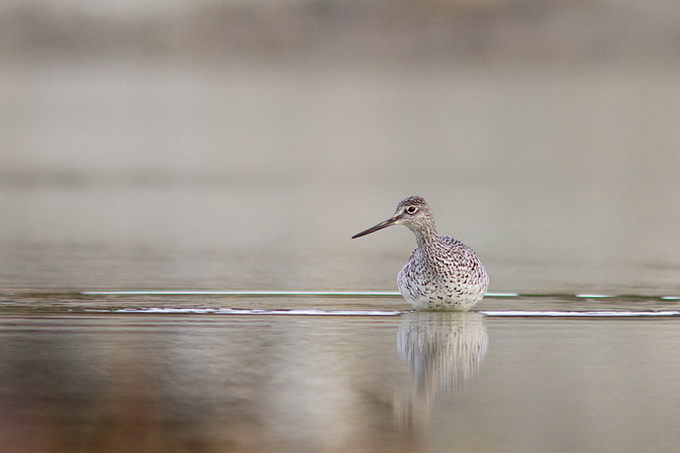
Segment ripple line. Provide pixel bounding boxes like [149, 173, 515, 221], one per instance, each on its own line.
[110, 307, 403, 316]
[482, 310, 680, 317]
[80, 290, 680, 301]
[86, 307, 680, 318]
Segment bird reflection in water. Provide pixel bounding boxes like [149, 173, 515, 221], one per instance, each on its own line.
[395, 312, 488, 428]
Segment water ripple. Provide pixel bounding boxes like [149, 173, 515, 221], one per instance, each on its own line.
[71, 290, 680, 318]
[81, 290, 680, 301]
[93, 308, 680, 318]
[108, 307, 402, 316]
[482, 310, 680, 317]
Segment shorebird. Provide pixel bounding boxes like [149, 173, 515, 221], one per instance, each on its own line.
[352, 196, 489, 311]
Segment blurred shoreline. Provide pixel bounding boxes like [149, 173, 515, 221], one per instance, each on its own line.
[0, 0, 678, 68]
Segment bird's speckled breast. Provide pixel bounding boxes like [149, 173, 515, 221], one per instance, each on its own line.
[397, 236, 489, 311]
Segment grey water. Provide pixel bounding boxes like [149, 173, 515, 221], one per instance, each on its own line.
[3, 32, 680, 453]
[3, 302, 680, 453]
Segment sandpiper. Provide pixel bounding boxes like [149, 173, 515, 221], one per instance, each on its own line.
[352, 196, 489, 311]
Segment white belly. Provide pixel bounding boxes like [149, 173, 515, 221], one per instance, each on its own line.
[397, 254, 488, 312]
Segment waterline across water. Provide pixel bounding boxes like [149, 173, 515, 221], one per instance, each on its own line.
[80, 290, 680, 301]
[110, 307, 403, 316]
[105, 307, 680, 317]
[4, 290, 679, 318]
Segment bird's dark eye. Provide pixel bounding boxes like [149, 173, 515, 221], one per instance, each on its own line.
[406, 206, 418, 214]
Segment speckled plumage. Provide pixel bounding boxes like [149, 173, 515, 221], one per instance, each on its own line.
[352, 196, 489, 312]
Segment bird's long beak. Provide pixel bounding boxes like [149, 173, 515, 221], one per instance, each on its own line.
[352, 216, 399, 239]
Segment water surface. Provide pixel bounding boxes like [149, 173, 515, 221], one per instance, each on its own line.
[2, 296, 680, 453]
[3, 50, 680, 453]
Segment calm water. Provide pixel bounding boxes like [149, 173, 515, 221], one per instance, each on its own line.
[2, 55, 680, 452]
[2, 299, 680, 453]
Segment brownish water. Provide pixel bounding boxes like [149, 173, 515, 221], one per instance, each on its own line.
[2, 305, 680, 453]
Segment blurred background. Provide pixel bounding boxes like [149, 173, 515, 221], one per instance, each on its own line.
[2, 0, 680, 294]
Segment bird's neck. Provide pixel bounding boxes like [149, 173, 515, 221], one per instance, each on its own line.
[413, 224, 440, 249]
